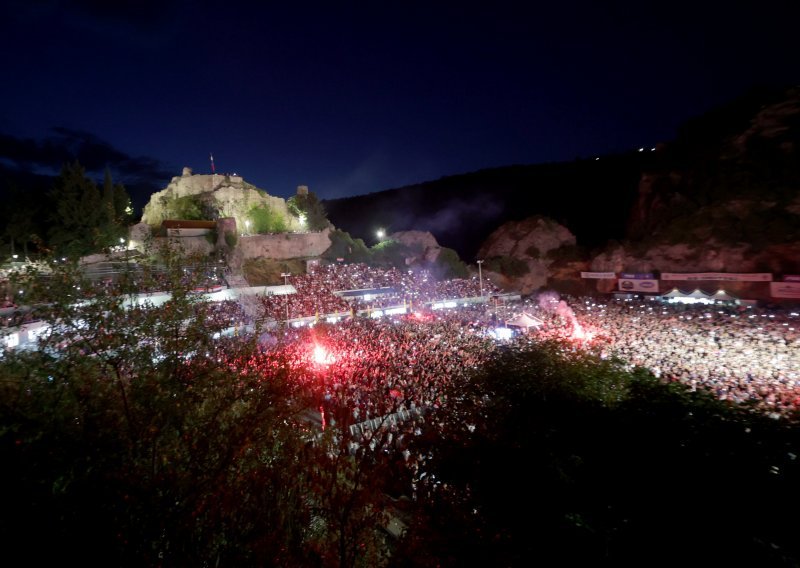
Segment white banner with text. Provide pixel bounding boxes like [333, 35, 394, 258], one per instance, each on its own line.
[660, 272, 773, 282]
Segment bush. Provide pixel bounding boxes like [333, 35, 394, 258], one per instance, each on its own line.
[224, 230, 238, 248]
[248, 205, 287, 234]
[371, 240, 413, 269]
[434, 247, 469, 279]
[322, 229, 372, 263]
[484, 255, 529, 277]
[165, 195, 204, 220]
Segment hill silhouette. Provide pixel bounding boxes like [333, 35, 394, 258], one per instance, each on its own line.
[325, 84, 800, 262]
[324, 152, 651, 262]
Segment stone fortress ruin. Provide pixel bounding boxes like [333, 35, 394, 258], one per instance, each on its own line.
[129, 168, 332, 265]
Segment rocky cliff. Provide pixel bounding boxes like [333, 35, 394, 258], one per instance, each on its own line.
[476, 88, 800, 297]
[476, 216, 576, 294]
[141, 167, 302, 233]
[612, 86, 800, 280]
[389, 230, 443, 264]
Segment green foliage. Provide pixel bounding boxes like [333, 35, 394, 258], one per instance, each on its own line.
[433, 247, 469, 279]
[164, 195, 204, 221]
[47, 161, 131, 257]
[370, 239, 413, 268]
[287, 191, 330, 231]
[322, 229, 371, 263]
[484, 255, 529, 277]
[400, 340, 800, 566]
[224, 230, 238, 248]
[247, 204, 287, 234]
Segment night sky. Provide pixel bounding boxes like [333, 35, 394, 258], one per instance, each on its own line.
[2, 0, 798, 213]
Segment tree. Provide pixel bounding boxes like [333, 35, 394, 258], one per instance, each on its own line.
[48, 162, 132, 257]
[288, 190, 330, 231]
[0, 250, 317, 565]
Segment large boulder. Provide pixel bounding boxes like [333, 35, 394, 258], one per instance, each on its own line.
[389, 230, 442, 264]
[477, 216, 576, 294]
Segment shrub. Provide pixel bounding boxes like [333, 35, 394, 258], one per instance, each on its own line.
[248, 205, 287, 234]
[165, 195, 204, 220]
[224, 230, 238, 248]
[434, 247, 469, 279]
[484, 256, 529, 277]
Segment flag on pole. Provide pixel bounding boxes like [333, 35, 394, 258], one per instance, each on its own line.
[210, 153, 215, 174]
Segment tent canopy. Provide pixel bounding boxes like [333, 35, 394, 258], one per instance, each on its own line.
[710, 289, 738, 301]
[507, 312, 543, 329]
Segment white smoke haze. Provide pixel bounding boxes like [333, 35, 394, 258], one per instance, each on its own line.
[537, 290, 581, 330]
[413, 194, 504, 236]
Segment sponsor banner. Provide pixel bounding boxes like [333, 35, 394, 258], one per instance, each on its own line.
[620, 272, 654, 279]
[770, 282, 800, 299]
[618, 278, 659, 292]
[660, 272, 773, 282]
[784, 275, 800, 282]
[581, 271, 616, 279]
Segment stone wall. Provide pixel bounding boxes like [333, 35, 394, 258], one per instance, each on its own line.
[238, 228, 332, 260]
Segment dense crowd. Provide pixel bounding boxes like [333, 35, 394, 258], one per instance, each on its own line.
[256, 262, 501, 322]
[508, 296, 800, 417]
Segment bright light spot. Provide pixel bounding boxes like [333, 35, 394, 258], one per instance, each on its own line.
[4, 333, 20, 348]
[313, 345, 334, 365]
[376, 229, 385, 239]
[490, 327, 514, 341]
[384, 307, 407, 315]
[298, 213, 307, 225]
[119, 237, 125, 244]
[638, 147, 644, 152]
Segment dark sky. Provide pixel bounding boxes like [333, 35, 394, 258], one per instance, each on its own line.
[1, 0, 798, 212]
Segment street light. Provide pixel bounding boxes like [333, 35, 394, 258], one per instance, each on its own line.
[477, 259, 484, 297]
[281, 272, 291, 321]
[376, 229, 385, 241]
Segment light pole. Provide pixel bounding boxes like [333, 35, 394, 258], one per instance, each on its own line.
[477, 259, 484, 298]
[281, 272, 291, 322]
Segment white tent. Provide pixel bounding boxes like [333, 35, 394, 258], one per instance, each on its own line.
[661, 288, 687, 298]
[506, 312, 543, 330]
[710, 289, 738, 302]
[660, 288, 716, 304]
[686, 289, 713, 299]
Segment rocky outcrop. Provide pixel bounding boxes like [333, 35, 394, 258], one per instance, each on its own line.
[627, 87, 800, 245]
[389, 230, 442, 263]
[591, 241, 800, 276]
[477, 216, 576, 294]
[141, 170, 302, 233]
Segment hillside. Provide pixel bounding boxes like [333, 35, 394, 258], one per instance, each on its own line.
[324, 153, 650, 262]
[326, 85, 800, 274]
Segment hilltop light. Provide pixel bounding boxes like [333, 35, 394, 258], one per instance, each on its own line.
[376, 229, 385, 240]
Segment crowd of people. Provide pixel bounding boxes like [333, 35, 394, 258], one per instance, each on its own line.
[506, 296, 800, 418]
[255, 263, 502, 322]
[5, 255, 800, 420]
